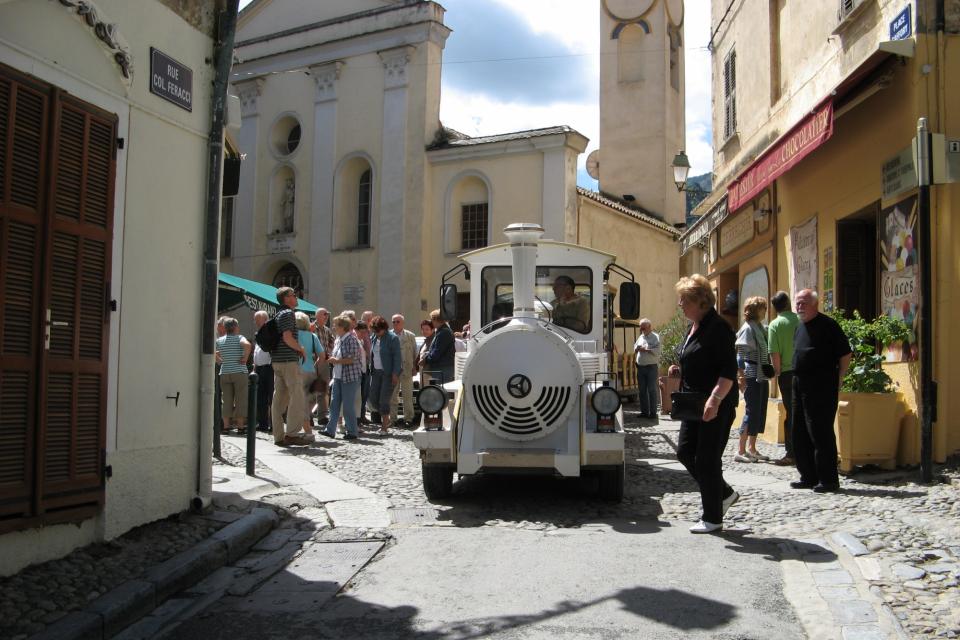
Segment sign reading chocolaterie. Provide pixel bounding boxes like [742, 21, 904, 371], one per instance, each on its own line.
[150, 48, 192, 112]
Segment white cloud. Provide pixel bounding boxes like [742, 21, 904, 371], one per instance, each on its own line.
[441, 0, 714, 182]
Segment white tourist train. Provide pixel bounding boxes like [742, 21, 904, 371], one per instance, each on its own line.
[413, 223, 641, 501]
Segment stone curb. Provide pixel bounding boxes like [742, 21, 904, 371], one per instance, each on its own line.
[30, 509, 278, 640]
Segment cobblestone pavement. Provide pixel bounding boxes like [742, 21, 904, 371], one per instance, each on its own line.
[0, 467, 235, 640]
[269, 407, 960, 640]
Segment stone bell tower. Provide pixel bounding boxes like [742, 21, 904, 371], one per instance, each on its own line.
[596, 0, 686, 226]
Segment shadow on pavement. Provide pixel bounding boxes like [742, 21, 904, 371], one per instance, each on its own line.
[177, 581, 737, 639]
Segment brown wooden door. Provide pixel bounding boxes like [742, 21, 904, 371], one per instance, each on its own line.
[0, 63, 115, 531]
[0, 69, 49, 522]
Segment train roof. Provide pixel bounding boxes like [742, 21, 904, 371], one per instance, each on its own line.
[458, 240, 617, 268]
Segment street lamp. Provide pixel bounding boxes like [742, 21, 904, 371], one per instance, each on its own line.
[671, 150, 693, 192]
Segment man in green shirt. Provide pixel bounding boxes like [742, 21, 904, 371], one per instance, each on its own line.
[768, 291, 800, 466]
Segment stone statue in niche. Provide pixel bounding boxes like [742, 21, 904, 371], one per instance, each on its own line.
[280, 178, 295, 233]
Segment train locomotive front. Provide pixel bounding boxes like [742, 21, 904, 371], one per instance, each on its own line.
[413, 223, 640, 501]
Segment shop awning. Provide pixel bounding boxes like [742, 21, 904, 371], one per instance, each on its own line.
[218, 272, 318, 316]
[727, 100, 834, 212]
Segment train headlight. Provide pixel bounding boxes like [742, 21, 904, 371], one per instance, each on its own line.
[417, 384, 447, 415]
[592, 386, 621, 432]
[591, 386, 621, 416]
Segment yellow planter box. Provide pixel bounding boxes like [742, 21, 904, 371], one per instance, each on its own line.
[835, 392, 904, 473]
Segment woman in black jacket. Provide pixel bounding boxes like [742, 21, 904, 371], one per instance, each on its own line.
[670, 275, 740, 533]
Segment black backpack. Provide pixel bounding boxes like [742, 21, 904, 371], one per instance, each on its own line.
[255, 316, 281, 353]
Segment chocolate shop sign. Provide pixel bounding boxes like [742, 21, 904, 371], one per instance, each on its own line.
[150, 48, 192, 112]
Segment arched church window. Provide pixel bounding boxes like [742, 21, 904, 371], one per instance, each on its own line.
[273, 263, 304, 300]
[357, 169, 371, 247]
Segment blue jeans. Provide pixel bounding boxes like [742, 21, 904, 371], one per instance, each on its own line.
[739, 378, 769, 436]
[636, 364, 659, 415]
[325, 378, 359, 437]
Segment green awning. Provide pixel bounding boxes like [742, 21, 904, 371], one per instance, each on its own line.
[218, 272, 318, 316]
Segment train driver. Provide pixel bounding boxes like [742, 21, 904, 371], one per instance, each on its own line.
[550, 275, 590, 332]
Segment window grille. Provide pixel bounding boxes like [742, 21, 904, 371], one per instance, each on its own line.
[461, 202, 488, 249]
[357, 169, 371, 247]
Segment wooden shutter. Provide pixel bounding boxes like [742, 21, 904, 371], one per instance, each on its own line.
[724, 50, 737, 140]
[0, 69, 49, 522]
[37, 94, 115, 516]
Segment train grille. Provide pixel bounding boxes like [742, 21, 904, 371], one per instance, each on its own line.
[470, 384, 573, 436]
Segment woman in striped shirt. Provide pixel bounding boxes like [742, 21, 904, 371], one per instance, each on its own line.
[734, 297, 771, 463]
[215, 317, 252, 433]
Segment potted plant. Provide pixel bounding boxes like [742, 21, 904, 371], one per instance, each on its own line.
[830, 310, 911, 472]
[656, 310, 687, 415]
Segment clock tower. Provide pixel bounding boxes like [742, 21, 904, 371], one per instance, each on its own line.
[598, 0, 686, 226]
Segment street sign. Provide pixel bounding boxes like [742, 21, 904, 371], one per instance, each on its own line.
[882, 145, 917, 200]
[889, 5, 912, 41]
[150, 48, 193, 112]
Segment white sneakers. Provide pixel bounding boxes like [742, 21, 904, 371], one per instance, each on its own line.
[733, 453, 754, 463]
[722, 490, 740, 517]
[690, 520, 722, 534]
[690, 490, 739, 534]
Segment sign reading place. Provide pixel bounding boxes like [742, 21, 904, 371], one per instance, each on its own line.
[150, 48, 193, 112]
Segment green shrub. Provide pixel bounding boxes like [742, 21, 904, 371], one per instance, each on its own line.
[657, 309, 689, 375]
[830, 310, 910, 393]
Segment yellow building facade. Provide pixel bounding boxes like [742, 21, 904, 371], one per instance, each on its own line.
[681, 0, 959, 461]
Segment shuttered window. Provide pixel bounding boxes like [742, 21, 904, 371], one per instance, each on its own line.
[723, 49, 737, 141]
[0, 63, 115, 533]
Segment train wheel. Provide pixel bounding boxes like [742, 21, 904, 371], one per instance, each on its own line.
[598, 464, 624, 502]
[422, 463, 454, 499]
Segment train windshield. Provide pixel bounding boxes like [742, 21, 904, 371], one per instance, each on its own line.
[480, 266, 593, 334]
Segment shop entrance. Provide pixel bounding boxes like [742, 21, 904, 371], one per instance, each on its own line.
[837, 204, 878, 319]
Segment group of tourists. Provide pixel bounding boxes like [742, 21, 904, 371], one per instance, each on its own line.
[215, 287, 457, 447]
[670, 275, 851, 534]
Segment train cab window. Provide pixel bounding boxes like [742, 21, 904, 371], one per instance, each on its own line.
[480, 266, 592, 334]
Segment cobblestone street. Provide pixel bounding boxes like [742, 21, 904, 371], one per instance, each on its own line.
[276, 406, 960, 639]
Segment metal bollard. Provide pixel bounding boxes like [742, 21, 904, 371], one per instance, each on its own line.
[213, 372, 222, 458]
[246, 371, 259, 476]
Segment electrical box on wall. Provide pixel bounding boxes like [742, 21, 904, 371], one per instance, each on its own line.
[932, 134, 959, 184]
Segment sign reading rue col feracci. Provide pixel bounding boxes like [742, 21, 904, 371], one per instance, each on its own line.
[150, 48, 192, 112]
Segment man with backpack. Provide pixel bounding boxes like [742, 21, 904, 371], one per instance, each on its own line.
[266, 287, 309, 446]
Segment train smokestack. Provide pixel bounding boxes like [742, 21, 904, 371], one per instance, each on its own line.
[503, 223, 544, 319]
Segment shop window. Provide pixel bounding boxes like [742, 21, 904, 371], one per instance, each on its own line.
[741, 267, 770, 323]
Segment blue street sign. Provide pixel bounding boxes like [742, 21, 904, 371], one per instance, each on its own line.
[890, 5, 912, 41]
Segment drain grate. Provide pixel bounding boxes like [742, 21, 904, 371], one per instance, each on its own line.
[389, 507, 439, 524]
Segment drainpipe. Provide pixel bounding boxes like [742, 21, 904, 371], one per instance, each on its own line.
[195, 0, 240, 511]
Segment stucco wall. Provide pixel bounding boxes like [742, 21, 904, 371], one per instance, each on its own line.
[0, 0, 215, 572]
[576, 198, 679, 326]
[711, 0, 923, 187]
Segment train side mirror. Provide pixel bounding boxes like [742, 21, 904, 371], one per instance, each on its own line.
[619, 282, 640, 320]
[440, 283, 458, 321]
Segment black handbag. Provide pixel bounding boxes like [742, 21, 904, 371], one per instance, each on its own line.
[670, 391, 708, 421]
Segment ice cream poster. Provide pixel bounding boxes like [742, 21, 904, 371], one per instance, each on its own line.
[880, 194, 919, 361]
